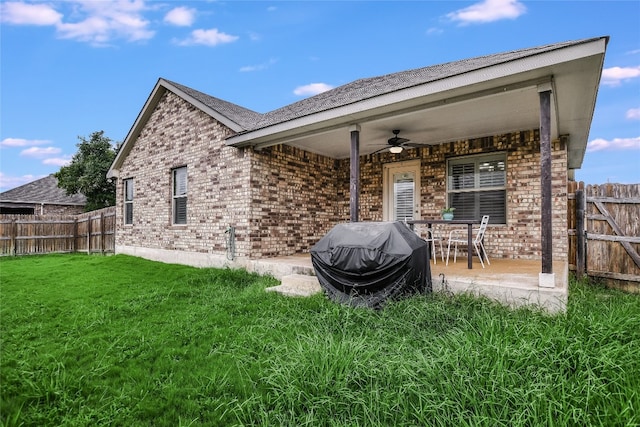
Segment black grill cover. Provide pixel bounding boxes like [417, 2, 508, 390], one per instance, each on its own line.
[310, 221, 431, 308]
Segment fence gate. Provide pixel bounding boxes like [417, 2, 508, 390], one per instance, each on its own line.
[570, 182, 640, 292]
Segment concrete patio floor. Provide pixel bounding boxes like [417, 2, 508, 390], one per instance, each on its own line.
[254, 253, 568, 313]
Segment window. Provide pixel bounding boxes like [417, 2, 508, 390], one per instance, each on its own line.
[447, 153, 506, 224]
[124, 178, 133, 225]
[172, 167, 187, 225]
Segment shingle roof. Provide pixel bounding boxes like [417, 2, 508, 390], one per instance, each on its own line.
[249, 38, 599, 130]
[159, 37, 600, 135]
[163, 79, 263, 130]
[0, 175, 86, 205]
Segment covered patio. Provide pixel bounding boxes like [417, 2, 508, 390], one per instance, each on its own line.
[228, 37, 607, 307]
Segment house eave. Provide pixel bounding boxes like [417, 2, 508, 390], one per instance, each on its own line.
[226, 37, 607, 170]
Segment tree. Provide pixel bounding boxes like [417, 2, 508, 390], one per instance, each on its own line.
[55, 131, 117, 212]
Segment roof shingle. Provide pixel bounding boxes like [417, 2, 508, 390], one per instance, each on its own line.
[0, 175, 86, 205]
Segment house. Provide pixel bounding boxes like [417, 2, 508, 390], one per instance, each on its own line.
[107, 37, 608, 308]
[0, 174, 86, 215]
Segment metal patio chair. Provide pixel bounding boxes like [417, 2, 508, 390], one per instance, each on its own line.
[446, 215, 490, 268]
[409, 222, 444, 264]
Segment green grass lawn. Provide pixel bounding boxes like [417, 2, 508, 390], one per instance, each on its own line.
[1, 254, 639, 426]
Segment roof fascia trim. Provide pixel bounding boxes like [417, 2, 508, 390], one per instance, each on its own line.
[227, 37, 607, 147]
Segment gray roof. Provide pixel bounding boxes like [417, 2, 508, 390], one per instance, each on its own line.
[249, 38, 598, 131]
[163, 79, 263, 130]
[160, 37, 600, 134]
[0, 175, 86, 205]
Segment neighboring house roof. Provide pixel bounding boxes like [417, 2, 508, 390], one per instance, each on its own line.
[108, 36, 607, 178]
[0, 175, 86, 206]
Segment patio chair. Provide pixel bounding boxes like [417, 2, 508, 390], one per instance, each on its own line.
[446, 215, 490, 268]
[408, 222, 444, 264]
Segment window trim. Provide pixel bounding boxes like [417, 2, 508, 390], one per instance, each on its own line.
[446, 152, 507, 224]
[172, 166, 187, 225]
[123, 178, 133, 226]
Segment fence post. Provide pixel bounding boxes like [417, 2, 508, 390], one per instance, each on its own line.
[575, 189, 586, 278]
[10, 218, 17, 256]
[87, 215, 92, 255]
[72, 217, 78, 253]
[100, 212, 105, 254]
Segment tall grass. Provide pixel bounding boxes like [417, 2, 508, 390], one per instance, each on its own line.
[1, 254, 638, 426]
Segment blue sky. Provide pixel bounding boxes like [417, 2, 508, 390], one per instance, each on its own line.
[1, 0, 639, 192]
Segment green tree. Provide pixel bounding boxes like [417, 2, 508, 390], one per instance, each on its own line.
[55, 131, 117, 211]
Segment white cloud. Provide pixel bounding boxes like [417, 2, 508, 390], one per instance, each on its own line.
[627, 108, 640, 120]
[293, 83, 334, 96]
[43, 157, 72, 166]
[447, 0, 526, 24]
[175, 28, 239, 46]
[0, 172, 44, 192]
[1, 138, 51, 148]
[56, 0, 154, 45]
[587, 136, 640, 152]
[240, 58, 277, 72]
[426, 27, 444, 36]
[164, 6, 196, 27]
[1, 0, 154, 46]
[601, 66, 640, 87]
[20, 146, 62, 158]
[0, 2, 62, 25]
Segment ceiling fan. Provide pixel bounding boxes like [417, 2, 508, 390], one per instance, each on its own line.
[372, 130, 416, 155]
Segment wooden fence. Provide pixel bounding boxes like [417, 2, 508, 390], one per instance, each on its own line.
[568, 182, 640, 292]
[0, 206, 116, 256]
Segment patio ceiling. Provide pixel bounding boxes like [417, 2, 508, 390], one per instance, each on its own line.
[228, 38, 607, 171]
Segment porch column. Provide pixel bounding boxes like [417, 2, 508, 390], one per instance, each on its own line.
[538, 84, 554, 287]
[349, 124, 361, 222]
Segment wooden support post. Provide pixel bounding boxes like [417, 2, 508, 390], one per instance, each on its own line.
[350, 124, 361, 222]
[539, 87, 553, 275]
[575, 189, 586, 278]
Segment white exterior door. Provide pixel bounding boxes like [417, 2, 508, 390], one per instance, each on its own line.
[383, 160, 421, 222]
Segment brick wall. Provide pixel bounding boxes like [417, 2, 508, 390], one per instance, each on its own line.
[116, 88, 568, 262]
[115, 90, 253, 257]
[43, 204, 85, 216]
[248, 145, 339, 257]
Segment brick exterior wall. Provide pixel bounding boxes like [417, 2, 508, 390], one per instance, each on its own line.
[115, 90, 253, 257]
[43, 204, 85, 216]
[248, 145, 339, 257]
[115, 89, 568, 263]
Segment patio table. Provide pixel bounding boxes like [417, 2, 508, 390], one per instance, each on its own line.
[406, 219, 481, 269]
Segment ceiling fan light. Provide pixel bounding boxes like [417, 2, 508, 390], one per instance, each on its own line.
[389, 146, 403, 154]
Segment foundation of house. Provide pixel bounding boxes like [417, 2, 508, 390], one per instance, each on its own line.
[259, 254, 568, 314]
[115, 245, 568, 313]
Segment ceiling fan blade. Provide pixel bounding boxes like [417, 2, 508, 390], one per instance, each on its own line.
[371, 146, 390, 155]
[389, 137, 410, 145]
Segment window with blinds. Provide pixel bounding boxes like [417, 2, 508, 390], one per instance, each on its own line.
[124, 178, 133, 225]
[447, 154, 506, 224]
[394, 172, 415, 221]
[172, 167, 187, 225]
